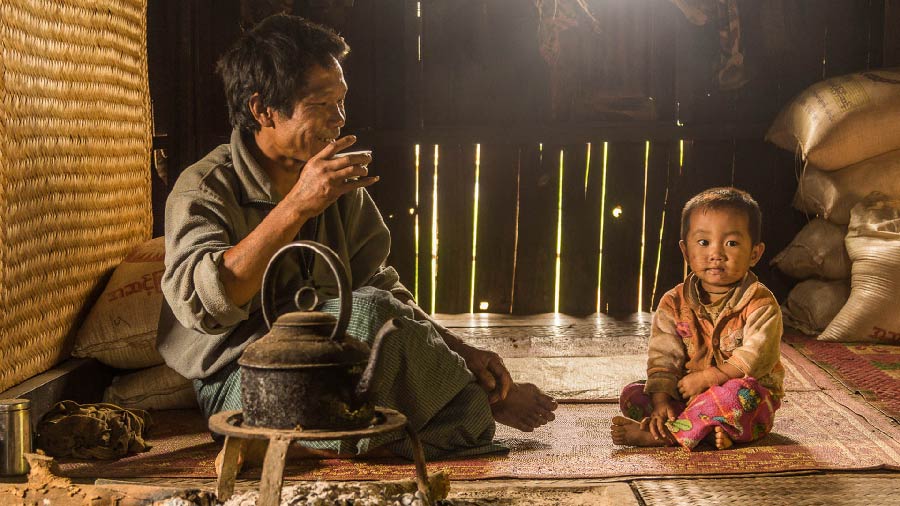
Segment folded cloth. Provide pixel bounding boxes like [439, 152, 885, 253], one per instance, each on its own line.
[36, 400, 153, 459]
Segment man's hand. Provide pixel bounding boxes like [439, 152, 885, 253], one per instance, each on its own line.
[286, 135, 377, 219]
[648, 393, 677, 442]
[454, 343, 513, 404]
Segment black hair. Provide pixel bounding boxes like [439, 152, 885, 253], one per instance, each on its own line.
[680, 187, 762, 244]
[217, 14, 349, 135]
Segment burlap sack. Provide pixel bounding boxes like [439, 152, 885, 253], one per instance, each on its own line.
[72, 237, 165, 368]
[770, 219, 851, 280]
[103, 364, 197, 411]
[819, 193, 900, 342]
[782, 279, 850, 335]
[766, 67, 900, 170]
[794, 150, 900, 224]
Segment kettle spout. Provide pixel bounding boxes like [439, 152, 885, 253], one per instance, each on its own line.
[355, 318, 402, 402]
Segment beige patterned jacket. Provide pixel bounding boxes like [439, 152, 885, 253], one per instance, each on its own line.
[645, 272, 784, 401]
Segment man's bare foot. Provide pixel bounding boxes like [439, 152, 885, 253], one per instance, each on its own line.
[214, 439, 265, 477]
[491, 382, 558, 432]
[713, 426, 733, 450]
[610, 416, 673, 447]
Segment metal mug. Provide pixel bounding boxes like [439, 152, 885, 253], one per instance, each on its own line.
[0, 399, 31, 476]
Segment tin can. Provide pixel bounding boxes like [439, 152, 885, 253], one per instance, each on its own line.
[0, 399, 31, 476]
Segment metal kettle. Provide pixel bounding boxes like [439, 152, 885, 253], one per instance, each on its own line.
[238, 240, 398, 430]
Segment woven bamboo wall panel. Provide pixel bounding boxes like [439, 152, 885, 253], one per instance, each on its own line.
[0, 0, 152, 392]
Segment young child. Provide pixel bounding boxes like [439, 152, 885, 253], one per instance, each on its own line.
[611, 187, 784, 450]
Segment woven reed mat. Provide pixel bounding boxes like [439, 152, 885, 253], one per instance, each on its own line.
[785, 331, 900, 422]
[0, 0, 153, 392]
[437, 334, 819, 403]
[445, 321, 651, 358]
[504, 355, 645, 401]
[632, 473, 900, 506]
[55, 382, 900, 480]
[436, 317, 652, 401]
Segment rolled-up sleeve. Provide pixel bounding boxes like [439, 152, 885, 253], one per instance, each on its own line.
[645, 298, 687, 399]
[162, 189, 250, 334]
[726, 302, 783, 378]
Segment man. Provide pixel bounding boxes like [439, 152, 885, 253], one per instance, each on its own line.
[157, 14, 557, 460]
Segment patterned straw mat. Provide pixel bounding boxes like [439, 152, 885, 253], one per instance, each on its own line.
[460, 341, 833, 403]
[785, 331, 900, 421]
[56, 380, 900, 480]
[632, 473, 900, 506]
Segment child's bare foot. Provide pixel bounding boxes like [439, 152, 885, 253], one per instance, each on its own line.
[610, 416, 672, 447]
[713, 426, 733, 450]
[491, 382, 558, 432]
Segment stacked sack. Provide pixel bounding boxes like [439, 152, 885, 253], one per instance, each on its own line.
[72, 237, 198, 410]
[767, 67, 900, 343]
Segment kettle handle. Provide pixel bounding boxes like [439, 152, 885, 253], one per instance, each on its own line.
[260, 240, 351, 341]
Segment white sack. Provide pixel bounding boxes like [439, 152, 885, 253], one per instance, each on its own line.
[782, 279, 850, 335]
[770, 219, 851, 280]
[820, 193, 900, 342]
[794, 149, 900, 224]
[73, 237, 166, 369]
[767, 67, 900, 170]
[103, 364, 197, 411]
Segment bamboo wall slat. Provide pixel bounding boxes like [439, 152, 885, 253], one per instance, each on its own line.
[559, 143, 601, 316]
[366, 145, 416, 294]
[373, 0, 406, 130]
[655, 141, 688, 311]
[411, 146, 432, 313]
[598, 142, 646, 314]
[473, 146, 520, 314]
[342, 0, 375, 131]
[435, 145, 476, 314]
[640, 141, 675, 312]
[511, 144, 559, 314]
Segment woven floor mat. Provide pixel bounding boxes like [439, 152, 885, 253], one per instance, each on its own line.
[492, 341, 830, 402]
[447, 481, 639, 505]
[435, 313, 652, 329]
[56, 383, 900, 480]
[633, 473, 900, 506]
[449, 324, 650, 358]
[785, 332, 900, 421]
[458, 343, 826, 403]
[504, 356, 645, 401]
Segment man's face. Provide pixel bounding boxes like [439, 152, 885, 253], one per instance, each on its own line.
[679, 207, 764, 293]
[266, 60, 348, 164]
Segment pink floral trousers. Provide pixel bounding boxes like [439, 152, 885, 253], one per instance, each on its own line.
[619, 376, 781, 450]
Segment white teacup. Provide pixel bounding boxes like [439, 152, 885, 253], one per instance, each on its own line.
[333, 150, 373, 182]
[332, 150, 372, 161]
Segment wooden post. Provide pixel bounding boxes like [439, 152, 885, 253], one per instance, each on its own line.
[257, 436, 291, 506]
[216, 436, 245, 502]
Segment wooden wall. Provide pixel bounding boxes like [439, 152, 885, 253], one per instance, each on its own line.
[147, 0, 897, 315]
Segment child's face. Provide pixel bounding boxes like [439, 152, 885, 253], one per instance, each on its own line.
[679, 207, 765, 293]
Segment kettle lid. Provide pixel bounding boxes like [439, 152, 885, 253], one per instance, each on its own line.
[273, 310, 337, 327]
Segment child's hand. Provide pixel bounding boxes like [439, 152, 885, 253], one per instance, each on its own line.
[649, 394, 677, 442]
[677, 372, 708, 398]
[677, 372, 711, 398]
[678, 367, 730, 398]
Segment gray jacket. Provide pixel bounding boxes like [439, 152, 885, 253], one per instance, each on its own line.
[157, 130, 411, 379]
